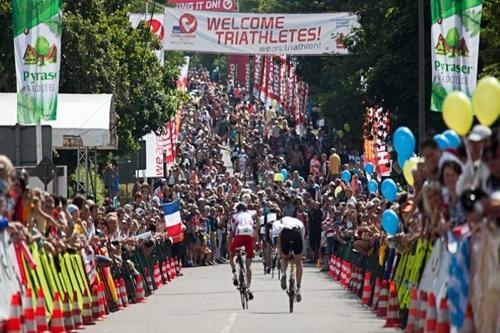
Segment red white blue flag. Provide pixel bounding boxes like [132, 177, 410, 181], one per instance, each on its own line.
[163, 200, 184, 244]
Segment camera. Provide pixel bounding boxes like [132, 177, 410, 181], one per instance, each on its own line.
[460, 188, 487, 213]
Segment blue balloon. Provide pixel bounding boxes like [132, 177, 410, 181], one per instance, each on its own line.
[365, 163, 375, 175]
[443, 130, 461, 149]
[433, 134, 450, 150]
[281, 168, 288, 180]
[381, 209, 399, 236]
[393, 127, 416, 159]
[341, 170, 351, 183]
[368, 179, 378, 193]
[381, 178, 398, 201]
[397, 154, 410, 167]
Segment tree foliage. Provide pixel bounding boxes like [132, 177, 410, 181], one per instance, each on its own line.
[0, 0, 185, 155]
[251, 0, 498, 146]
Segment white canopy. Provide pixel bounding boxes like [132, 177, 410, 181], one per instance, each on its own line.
[0, 93, 117, 149]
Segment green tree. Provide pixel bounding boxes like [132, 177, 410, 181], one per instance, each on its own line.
[0, 0, 185, 154]
[35, 36, 50, 65]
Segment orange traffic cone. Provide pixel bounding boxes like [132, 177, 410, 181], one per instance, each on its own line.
[165, 259, 173, 282]
[372, 278, 381, 311]
[62, 293, 75, 332]
[114, 280, 123, 310]
[23, 288, 37, 333]
[5, 292, 22, 333]
[405, 287, 419, 333]
[377, 280, 388, 317]
[50, 292, 65, 333]
[170, 258, 176, 280]
[384, 281, 400, 328]
[81, 289, 94, 325]
[426, 292, 438, 333]
[345, 263, 352, 289]
[356, 268, 363, 294]
[71, 291, 83, 329]
[349, 266, 357, 292]
[35, 288, 49, 332]
[135, 275, 146, 303]
[161, 261, 169, 284]
[91, 285, 101, 321]
[332, 257, 338, 280]
[98, 283, 107, 319]
[361, 271, 371, 304]
[120, 278, 129, 307]
[416, 291, 428, 333]
[461, 302, 475, 333]
[436, 298, 450, 333]
[154, 264, 162, 288]
[145, 268, 154, 292]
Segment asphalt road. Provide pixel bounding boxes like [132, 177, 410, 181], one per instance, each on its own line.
[85, 261, 399, 333]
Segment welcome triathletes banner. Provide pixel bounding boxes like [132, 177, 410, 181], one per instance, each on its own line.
[430, 0, 482, 111]
[13, 0, 62, 124]
[164, 8, 358, 55]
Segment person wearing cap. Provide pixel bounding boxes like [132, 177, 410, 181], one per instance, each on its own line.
[456, 124, 492, 195]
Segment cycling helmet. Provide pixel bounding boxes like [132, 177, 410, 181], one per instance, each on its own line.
[235, 202, 247, 212]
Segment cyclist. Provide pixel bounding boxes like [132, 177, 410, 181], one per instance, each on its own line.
[277, 216, 305, 302]
[229, 202, 256, 299]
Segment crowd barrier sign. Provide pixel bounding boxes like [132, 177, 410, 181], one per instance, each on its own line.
[0, 230, 183, 332]
[328, 237, 466, 331]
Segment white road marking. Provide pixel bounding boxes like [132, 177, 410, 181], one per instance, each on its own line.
[220, 312, 237, 333]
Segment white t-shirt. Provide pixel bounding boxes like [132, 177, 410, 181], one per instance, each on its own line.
[231, 211, 254, 236]
[275, 217, 305, 238]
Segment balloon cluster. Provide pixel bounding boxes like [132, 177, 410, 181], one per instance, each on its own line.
[443, 77, 500, 135]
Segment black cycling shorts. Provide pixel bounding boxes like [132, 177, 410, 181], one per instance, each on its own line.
[280, 228, 303, 256]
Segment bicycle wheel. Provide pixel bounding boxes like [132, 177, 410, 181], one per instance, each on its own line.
[240, 289, 246, 310]
[288, 278, 295, 313]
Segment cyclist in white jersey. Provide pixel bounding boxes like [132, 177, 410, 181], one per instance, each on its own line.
[276, 216, 305, 302]
[229, 203, 256, 299]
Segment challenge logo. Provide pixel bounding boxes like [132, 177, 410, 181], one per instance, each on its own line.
[179, 13, 197, 34]
[222, 0, 235, 11]
[146, 19, 164, 41]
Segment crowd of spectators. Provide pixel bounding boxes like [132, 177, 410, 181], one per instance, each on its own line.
[2, 65, 498, 330]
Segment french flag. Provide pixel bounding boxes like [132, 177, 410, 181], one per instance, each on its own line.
[163, 200, 184, 244]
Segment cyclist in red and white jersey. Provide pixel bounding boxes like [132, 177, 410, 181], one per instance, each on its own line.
[229, 202, 257, 300]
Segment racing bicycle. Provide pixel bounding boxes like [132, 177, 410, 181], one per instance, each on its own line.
[235, 247, 249, 310]
[286, 253, 297, 313]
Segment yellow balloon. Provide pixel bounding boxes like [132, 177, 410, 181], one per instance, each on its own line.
[403, 157, 421, 186]
[473, 76, 500, 126]
[334, 186, 342, 198]
[274, 173, 284, 182]
[442, 91, 473, 136]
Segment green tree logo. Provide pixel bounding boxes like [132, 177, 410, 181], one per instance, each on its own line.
[35, 36, 50, 66]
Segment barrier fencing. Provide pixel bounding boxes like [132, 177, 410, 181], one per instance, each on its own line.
[1, 232, 182, 333]
[328, 239, 469, 332]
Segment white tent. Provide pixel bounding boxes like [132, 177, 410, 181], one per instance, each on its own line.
[0, 93, 117, 149]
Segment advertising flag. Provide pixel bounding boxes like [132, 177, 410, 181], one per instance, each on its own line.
[164, 8, 358, 55]
[430, 0, 482, 111]
[227, 55, 251, 89]
[13, 0, 62, 124]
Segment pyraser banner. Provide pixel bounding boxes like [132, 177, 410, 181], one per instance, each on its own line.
[13, 0, 62, 124]
[168, 0, 237, 12]
[163, 8, 358, 55]
[430, 0, 482, 112]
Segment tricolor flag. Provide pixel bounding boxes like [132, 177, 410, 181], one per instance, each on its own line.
[163, 200, 184, 244]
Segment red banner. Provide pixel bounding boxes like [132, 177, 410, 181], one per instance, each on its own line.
[227, 55, 250, 90]
[168, 0, 237, 12]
